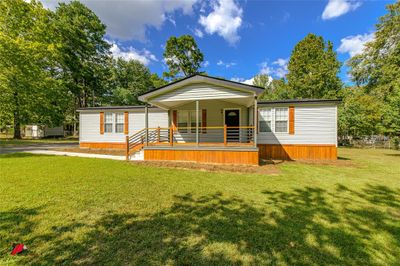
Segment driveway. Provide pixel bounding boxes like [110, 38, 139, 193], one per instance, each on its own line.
[0, 143, 79, 154]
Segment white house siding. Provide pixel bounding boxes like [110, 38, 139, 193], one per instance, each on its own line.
[256, 104, 337, 145]
[79, 103, 337, 146]
[79, 109, 168, 143]
[153, 83, 253, 102]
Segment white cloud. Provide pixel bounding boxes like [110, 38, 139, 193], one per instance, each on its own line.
[217, 60, 236, 68]
[322, 0, 361, 20]
[199, 0, 243, 45]
[259, 58, 288, 79]
[109, 42, 157, 65]
[230, 77, 254, 85]
[194, 28, 204, 38]
[202, 60, 210, 67]
[40, 0, 197, 41]
[337, 33, 374, 57]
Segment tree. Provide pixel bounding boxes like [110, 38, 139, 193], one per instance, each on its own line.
[348, 2, 400, 136]
[163, 35, 204, 80]
[0, 0, 67, 138]
[338, 87, 383, 137]
[150, 73, 167, 88]
[105, 58, 153, 106]
[286, 33, 342, 99]
[253, 74, 271, 88]
[253, 74, 290, 100]
[53, 0, 110, 135]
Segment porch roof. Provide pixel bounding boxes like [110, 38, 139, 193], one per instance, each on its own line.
[139, 74, 263, 109]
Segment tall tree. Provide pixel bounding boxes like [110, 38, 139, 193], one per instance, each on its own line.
[0, 0, 67, 138]
[286, 33, 342, 99]
[338, 86, 383, 137]
[253, 74, 290, 100]
[105, 58, 153, 106]
[163, 35, 204, 80]
[150, 73, 167, 88]
[348, 1, 400, 136]
[53, 0, 110, 135]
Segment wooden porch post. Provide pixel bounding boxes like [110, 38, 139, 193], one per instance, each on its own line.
[254, 96, 257, 147]
[169, 126, 173, 146]
[125, 135, 129, 161]
[224, 124, 227, 146]
[145, 104, 148, 146]
[196, 100, 199, 146]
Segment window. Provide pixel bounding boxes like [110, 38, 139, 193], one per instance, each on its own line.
[177, 111, 189, 133]
[177, 110, 202, 133]
[275, 107, 288, 133]
[190, 111, 201, 133]
[259, 108, 272, 132]
[104, 113, 113, 133]
[115, 113, 124, 133]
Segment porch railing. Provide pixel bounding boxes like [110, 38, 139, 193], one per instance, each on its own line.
[126, 126, 255, 160]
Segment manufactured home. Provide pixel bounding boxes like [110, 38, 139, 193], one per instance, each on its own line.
[78, 74, 339, 165]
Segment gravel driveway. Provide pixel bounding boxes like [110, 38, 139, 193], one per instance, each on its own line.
[0, 143, 79, 154]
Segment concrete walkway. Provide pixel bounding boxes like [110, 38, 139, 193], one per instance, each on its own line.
[27, 150, 126, 161]
[0, 143, 129, 161]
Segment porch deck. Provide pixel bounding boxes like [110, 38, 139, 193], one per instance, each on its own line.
[126, 126, 259, 165]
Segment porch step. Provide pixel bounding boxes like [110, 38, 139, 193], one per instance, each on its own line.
[129, 149, 144, 161]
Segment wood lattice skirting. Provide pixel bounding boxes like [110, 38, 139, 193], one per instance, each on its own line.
[80, 142, 126, 149]
[144, 149, 259, 165]
[258, 144, 337, 160]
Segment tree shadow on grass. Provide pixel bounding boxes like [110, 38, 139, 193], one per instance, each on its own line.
[0, 153, 53, 159]
[384, 153, 400, 157]
[8, 186, 400, 265]
[0, 207, 42, 255]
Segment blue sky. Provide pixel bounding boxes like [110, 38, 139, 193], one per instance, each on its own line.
[42, 0, 393, 84]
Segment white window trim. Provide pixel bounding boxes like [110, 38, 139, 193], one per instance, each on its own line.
[258, 108, 272, 133]
[115, 112, 125, 134]
[103, 112, 125, 134]
[258, 107, 289, 134]
[104, 112, 114, 134]
[177, 110, 202, 134]
[274, 107, 289, 134]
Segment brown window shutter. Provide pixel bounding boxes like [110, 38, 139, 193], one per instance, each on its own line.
[172, 110, 177, 129]
[124, 112, 129, 134]
[289, 106, 295, 135]
[100, 112, 104, 135]
[202, 109, 207, 133]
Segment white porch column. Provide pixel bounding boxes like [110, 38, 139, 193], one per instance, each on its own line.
[254, 97, 257, 147]
[145, 104, 148, 146]
[196, 100, 199, 146]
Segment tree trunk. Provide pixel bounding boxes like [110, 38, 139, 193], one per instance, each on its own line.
[13, 90, 22, 139]
[13, 110, 22, 139]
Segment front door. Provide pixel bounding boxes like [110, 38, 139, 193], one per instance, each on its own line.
[224, 109, 240, 142]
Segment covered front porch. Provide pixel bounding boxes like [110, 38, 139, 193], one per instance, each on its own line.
[130, 75, 264, 165]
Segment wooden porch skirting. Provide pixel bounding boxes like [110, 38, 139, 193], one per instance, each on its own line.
[258, 144, 337, 160]
[80, 142, 126, 149]
[144, 147, 259, 165]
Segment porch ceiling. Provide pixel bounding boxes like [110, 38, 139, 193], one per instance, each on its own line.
[149, 95, 255, 109]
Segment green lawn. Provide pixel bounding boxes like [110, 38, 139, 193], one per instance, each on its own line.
[1, 148, 399, 265]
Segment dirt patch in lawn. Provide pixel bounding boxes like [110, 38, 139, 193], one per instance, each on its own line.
[292, 158, 360, 168]
[130, 160, 280, 175]
[57, 147, 125, 156]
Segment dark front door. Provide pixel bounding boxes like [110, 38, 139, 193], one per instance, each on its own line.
[224, 109, 240, 142]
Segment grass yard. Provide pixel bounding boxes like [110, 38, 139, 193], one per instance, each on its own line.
[0, 148, 399, 265]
